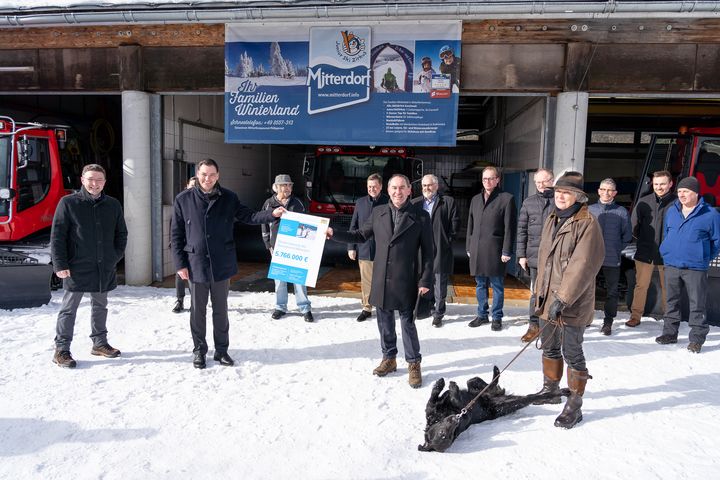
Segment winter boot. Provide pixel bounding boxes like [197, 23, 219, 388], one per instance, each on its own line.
[533, 356, 563, 404]
[521, 323, 540, 343]
[372, 358, 397, 377]
[600, 318, 613, 336]
[172, 298, 184, 313]
[554, 367, 590, 429]
[408, 361, 422, 389]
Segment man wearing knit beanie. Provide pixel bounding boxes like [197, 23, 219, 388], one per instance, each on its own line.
[657, 176, 720, 353]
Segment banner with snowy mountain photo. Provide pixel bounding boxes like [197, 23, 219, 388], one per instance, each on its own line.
[224, 21, 461, 146]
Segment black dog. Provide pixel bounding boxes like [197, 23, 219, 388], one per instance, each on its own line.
[418, 366, 570, 452]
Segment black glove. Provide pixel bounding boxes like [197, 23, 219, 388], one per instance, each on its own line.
[548, 298, 565, 322]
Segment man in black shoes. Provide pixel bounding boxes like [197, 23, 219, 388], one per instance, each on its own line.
[588, 178, 632, 336]
[328, 174, 433, 388]
[412, 174, 460, 328]
[172, 177, 197, 314]
[173, 159, 284, 369]
[656, 176, 720, 353]
[466, 166, 517, 331]
[348, 173, 388, 322]
[50, 164, 127, 368]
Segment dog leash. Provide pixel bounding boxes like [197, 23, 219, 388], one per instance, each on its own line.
[457, 319, 561, 419]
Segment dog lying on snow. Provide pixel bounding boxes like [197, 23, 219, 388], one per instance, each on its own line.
[418, 366, 571, 452]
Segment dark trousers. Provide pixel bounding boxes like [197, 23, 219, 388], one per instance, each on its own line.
[540, 319, 586, 371]
[376, 307, 421, 363]
[189, 279, 230, 355]
[432, 272, 449, 318]
[55, 290, 109, 350]
[175, 274, 187, 299]
[663, 266, 709, 344]
[528, 267, 539, 325]
[601, 266, 621, 322]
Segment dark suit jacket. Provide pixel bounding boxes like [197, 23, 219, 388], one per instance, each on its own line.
[50, 187, 127, 293]
[171, 185, 274, 283]
[412, 194, 460, 274]
[466, 189, 517, 277]
[333, 200, 433, 310]
[349, 193, 389, 260]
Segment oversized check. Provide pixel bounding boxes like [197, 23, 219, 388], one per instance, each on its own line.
[267, 211, 329, 287]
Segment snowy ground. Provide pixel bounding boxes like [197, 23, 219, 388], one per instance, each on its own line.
[1, 286, 719, 479]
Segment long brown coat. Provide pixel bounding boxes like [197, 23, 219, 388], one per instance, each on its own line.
[534, 205, 605, 327]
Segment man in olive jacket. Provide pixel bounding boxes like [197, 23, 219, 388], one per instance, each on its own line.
[172, 159, 283, 369]
[328, 174, 433, 388]
[534, 171, 604, 430]
[50, 164, 128, 368]
[466, 166, 517, 331]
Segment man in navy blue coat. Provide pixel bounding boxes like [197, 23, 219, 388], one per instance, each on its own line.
[172, 158, 284, 369]
[348, 173, 388, 322]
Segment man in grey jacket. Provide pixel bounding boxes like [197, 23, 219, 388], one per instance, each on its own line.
[516, 168, 554, 342]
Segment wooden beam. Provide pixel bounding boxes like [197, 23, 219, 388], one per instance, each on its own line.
[118, 45, 143, 91]
[564, 43, 594, 91]
[0, 24, 224, 50]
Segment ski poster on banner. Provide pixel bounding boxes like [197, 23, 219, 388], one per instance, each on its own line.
[224, 20, 461, 146]
[267, 211, 329, 288]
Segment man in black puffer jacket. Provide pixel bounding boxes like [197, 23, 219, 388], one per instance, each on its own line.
[516, 168, 554, 342]
[50, 164, 128, 368]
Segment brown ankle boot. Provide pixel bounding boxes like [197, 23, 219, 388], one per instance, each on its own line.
[372, 358, 397, 377]
[554, 367, 590, 429]
[408, 361, 422, 389]
[534, 356, 564, 404]
[521, 323, 540, 343]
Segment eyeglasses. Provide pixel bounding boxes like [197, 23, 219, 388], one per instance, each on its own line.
[421, 183, 437, 188]
[598, 188, 616, 192]
[482, 177, 499, 182]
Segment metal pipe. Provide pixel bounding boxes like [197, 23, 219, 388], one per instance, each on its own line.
[150, 94, 163, 283]
[3, 2, 720, 27]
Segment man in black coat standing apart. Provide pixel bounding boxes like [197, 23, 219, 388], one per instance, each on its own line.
[172, 158, 284, 369]
[50, 164, 128, 368]
[466, 166, 517, 331]
[328, 174, 433, 388]
[412, 174, 460, 328]
[348, 173, 388, 322]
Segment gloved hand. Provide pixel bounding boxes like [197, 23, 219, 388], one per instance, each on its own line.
[548, 298, 565, 323]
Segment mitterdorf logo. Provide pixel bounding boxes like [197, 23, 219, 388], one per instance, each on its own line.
[307, 26, 372, 115]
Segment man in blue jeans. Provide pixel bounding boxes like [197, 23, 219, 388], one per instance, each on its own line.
[466, 166, 517, 331]
[262, 174, 314, 322]
[656, 176, 720, 353]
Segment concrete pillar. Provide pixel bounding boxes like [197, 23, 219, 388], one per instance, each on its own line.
[552, 91, 588, 174]
[122, 90, 152, 285]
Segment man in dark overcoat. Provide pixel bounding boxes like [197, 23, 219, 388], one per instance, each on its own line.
[172, 158, 283, 369]
[466, 166, 517, 331]
[328, 174, 433, 388]
[50, 164, 128, 368]
[348, 173, 388, 322]
[412, 174, 460, 327]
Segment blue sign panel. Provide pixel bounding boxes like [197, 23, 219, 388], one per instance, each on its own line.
[225, 21, 461, 147]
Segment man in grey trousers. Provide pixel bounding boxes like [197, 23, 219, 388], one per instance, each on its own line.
[50, 164, 128, 368]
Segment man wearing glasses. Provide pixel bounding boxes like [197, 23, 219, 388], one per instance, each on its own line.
[588, 178, 632, 335]
[466, 166, 517, 331]
[516, 168, 555, 342]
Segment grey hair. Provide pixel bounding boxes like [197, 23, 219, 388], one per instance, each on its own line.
[599, 178, 617, 190]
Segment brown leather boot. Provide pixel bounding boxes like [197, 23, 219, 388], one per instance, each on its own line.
[372, 358, 397, 377]
[554, 367, 590, 429]
[534, 356, 564, 404]
[408, 361, 422, 389]
[625, 317, 641, 327]
[521, 323, 540, 343]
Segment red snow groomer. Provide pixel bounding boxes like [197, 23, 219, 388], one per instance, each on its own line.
[0, 116, 79, 309]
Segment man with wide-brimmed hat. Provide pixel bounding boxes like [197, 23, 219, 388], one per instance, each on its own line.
[533, 171, 604, 429]
[262, 174, 314, 322]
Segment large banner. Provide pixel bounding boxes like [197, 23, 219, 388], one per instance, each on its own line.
[267, 212, 329, 288]
[225, 21, 461, 146]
